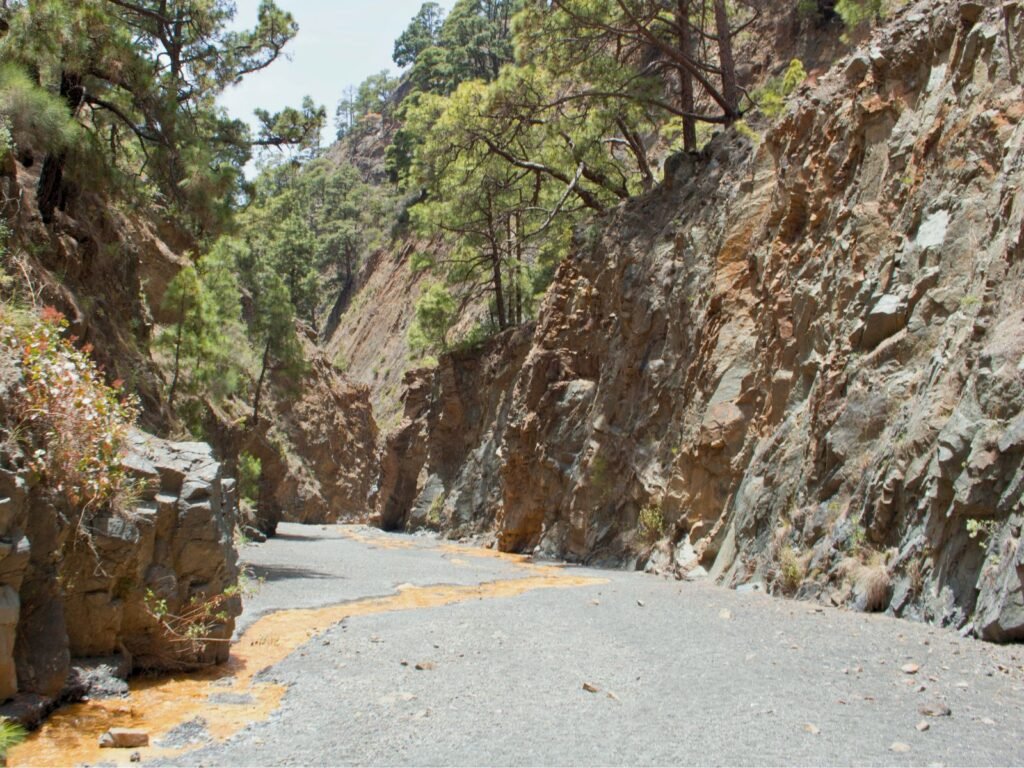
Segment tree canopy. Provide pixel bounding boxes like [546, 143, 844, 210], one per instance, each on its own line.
[0, 0, 325, 231]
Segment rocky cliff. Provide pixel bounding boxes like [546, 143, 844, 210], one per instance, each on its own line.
[2, 128, 378, 532]
[224, 341, 378, 534]
[0, 422, 240, 722]
[375, 0, 1024, 642]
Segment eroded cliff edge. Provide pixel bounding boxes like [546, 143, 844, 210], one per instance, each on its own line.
[375, 0, 1024, 641]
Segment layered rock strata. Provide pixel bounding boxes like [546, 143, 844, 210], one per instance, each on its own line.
[376, 0, 1024, 641]
[0, 427, 239, 716]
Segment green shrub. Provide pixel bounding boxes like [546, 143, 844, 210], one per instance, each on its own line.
[0, 63, 79, 154]
[751, 59, 807, 119]
[778, 545, 805, 593]
[1, 305, 139, 511]
[408, 282, 456, 356]
[797, 0, 820, 17]
[237, 452, 261, 504]
[638, 504, 665, 543]
[836, 0, 883, 28]
[426, 494, 445, 527]
[966, 518, 998, 549]
[0, 717, 26, 759]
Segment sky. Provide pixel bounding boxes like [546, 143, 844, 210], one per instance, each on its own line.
[218, 0, 453, 145]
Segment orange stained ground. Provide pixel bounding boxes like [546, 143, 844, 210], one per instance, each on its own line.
[9, 528, 605, 767]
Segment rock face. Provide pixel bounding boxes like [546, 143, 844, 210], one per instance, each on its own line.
[0, 423, 240, 706]
[222, 345, 378, 536]
[376, 0, 1024, 639]
[375, 326, 533, 533]
[63, 431, 241, 670]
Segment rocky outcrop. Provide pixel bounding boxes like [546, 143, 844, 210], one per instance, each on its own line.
[0, 417, 239, 713]
[216, 343, 378, 536]
[375, 326, 533, 533]
[377, 0, 1024, 640]
[73, 431, 241, 669]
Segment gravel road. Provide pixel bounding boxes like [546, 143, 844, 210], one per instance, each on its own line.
[160, 523, 1024, 767]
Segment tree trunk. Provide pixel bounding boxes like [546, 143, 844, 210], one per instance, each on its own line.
[168, 291, 187, 408]
[37, 72, 85, 223]
[676, 0, 698, 151]
[513, 213, 523, 326]
[252, 339, 272, 426]
[491, 250, 507, 331]
[713, 0, 741, 121]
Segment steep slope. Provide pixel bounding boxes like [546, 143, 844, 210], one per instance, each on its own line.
[375, 0, 1024, 641]
[324, 0, 848, 429]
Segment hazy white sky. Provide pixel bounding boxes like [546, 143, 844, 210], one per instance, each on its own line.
[218, 0, 453, 142]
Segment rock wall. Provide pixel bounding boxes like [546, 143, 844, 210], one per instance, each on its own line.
[0, 403, 239, 713]
[376, 0, 1024, 641]
[374, 325, 533, 534]
[211, 342, 378, 536]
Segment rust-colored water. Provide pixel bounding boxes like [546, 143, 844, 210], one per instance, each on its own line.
[10, 530, 603, 766]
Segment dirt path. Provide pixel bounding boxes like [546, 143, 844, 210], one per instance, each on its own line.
[13, 524, 1024, 766]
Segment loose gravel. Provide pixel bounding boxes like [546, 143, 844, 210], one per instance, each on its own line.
[157, 524, 1024, 767]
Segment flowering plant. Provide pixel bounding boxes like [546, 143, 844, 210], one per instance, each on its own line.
[1, 305, 138, 510]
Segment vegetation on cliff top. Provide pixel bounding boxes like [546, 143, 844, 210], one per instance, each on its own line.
[0, 303, 138, 513]
[0, 0, 862, 463]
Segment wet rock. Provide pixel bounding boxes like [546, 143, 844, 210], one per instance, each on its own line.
[65, 656, 131, 699]
[0, 693, 54, 729]
[99, 728, 149, 749]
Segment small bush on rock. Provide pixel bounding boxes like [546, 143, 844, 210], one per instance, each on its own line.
[638, 504, 665, 543]
[144, 586, 237, 664]
[0, 304, 139, 512]
[778, 545, 806, 594]
[237, 451, 261, 504]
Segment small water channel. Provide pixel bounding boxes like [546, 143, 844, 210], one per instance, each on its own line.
[9, 531, 604, 766]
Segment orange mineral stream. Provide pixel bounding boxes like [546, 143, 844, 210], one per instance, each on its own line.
[9, 533, 604, 766]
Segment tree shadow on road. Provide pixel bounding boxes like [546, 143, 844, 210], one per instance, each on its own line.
[248, 564, 343, 582]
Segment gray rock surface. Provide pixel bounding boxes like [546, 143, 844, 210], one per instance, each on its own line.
[0, 424, 240, 711]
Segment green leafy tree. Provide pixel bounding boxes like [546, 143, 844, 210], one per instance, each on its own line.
[515, 0, 756, 153]
[238, 156, 387, 331]
[408, 281, 457, 355]
[160, 264, 202, 409]
[408, 71, 614, 332]
[0, 0, 323, 231]
[157, 244, 248, 410]
[387, 0, 522, 183]
[393, 2, 446, 68]
[334, 71, 399, 138]
[249, 268, 304, 425]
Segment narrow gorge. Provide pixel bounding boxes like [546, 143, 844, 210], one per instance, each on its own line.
[0, 0, 1022, 764]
